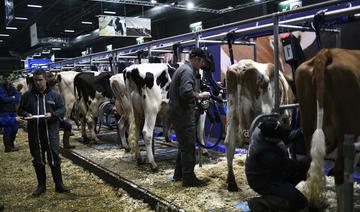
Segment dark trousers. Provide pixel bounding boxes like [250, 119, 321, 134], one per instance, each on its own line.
[29, 131, 60, 168]
[253, 159, 310, 212]
[0, 112, 18, 136]
[171, 109, 197, 175]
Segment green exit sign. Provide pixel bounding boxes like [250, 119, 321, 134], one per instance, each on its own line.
[278, 0, 302, 12]
[189, 21, 202, 33]
[136, 37, 144, 45]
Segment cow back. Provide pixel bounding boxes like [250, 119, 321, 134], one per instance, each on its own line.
[74, 72, 114, 104]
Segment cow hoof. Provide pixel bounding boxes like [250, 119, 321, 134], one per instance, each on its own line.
[227, 183, 239, 192]
[150, 164, 158, 172]
[137, 158, 146, 165]
[82, 137, 90, 144]
[201, 150, 209, 156]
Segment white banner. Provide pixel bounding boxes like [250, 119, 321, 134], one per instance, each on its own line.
[30, 23, 39, 47]
[4, 0, 14, 26]
[99, 15, 151, 37]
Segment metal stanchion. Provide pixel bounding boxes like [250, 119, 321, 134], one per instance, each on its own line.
[342, 134, 355, 212]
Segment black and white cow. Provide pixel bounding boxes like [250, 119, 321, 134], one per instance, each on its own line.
[111, 63, 210, 170]
[122, 63, 173, 170]
[74, 72, 114, 143]
[49, 71, 80, 120]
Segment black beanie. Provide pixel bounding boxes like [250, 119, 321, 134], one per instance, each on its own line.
[258, 118, 291, 140]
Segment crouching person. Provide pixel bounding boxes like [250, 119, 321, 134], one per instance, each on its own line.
[245, 118, 310, 212]
[18, 69, 69, 197]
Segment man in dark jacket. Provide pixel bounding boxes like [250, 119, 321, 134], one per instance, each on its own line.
[168, 48, 211, 187]
[18, 69, 69, 197]
[0, 72, 21, 152]
[245, 118, 310, 212]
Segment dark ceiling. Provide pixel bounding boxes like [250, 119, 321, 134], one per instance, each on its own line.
[0, 0, 326, 61]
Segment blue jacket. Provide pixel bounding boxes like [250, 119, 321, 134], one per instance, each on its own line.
[0, 82, 20, 114]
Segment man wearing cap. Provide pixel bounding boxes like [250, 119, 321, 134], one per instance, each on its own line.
[245, 118, 310, 212]
[0, 72, 21, 152]
[168, 47, 211, 187]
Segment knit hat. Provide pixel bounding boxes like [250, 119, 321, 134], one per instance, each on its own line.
[258, 118, 291, 140]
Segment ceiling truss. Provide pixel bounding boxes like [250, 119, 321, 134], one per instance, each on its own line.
[91, 0, 277, 14]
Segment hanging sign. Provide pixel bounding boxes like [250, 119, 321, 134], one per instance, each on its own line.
[99, 15, 151, 37]
[30, 23, 39, 47]
[4, 0, 14, 26]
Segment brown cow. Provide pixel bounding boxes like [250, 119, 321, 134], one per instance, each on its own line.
[295, 48, 360, 205]
[225, 59, 295, 191]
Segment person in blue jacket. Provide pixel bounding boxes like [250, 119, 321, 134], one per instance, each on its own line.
[18, 69, 69, 197]
[0, 72, 21, 152]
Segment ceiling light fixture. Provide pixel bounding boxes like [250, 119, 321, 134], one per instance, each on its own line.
[6, 26, 18, 30]
[15, 17, 28, 20]
[64, 29, 75, 33]
[81, 21, 93, 25]
[0, 40, 3, 42]
[104, 11, 116, 15]
[27, 4, 42, 8]
[52, 47, 62, 51]
[151, 0, 157, 3]
[187, 2, 194, 9]
[0, 34, 10, 37]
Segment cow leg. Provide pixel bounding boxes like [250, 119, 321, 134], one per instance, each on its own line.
[226, 140, 238, 191]
[80, 117, 89, 143]
[128, 114, 143, 165]
[163, 117, 171, 143]
[143, 113, 158, 171]
[88, 113, 101, 144]
[197, 113, 208, 155]
[224, 91, 239, 191]
[118, 117, 130, 152]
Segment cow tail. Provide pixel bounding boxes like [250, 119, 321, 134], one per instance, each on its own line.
[305, 49, 330, 204]
[73, 75, 82, 101]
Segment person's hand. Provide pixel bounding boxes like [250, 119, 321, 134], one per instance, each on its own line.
[198, 91, 211, 99]
[22, 113, 32, 120]
[44, 113, 52, 120]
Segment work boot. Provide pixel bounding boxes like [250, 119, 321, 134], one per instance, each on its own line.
[63, 131, 75, 149]
[182, 173, 207, 187]
[50, 165, 70, 193]
[3, 136, 11, 152]
[9, 135, 19, 152]
[173, 168, 182, 182]
[32, 166, 46, 197]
